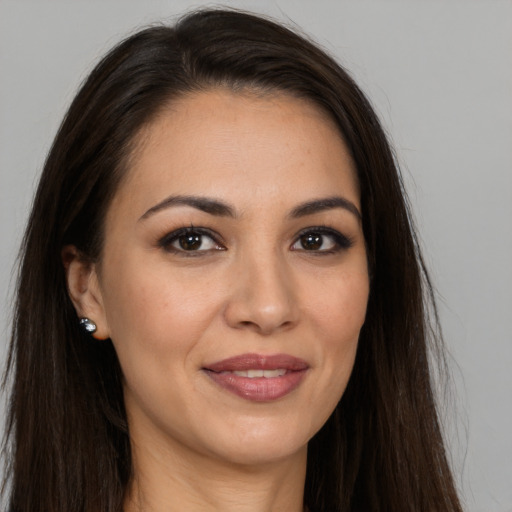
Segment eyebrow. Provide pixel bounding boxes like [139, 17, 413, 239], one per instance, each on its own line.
[139, 195, 236, 221]
[139, 194, 361, 222]
[288, 196, 361, 221]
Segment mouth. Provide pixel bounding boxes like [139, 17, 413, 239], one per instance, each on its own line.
[202, 353, 309, 402]
[221, 368, 288, 378]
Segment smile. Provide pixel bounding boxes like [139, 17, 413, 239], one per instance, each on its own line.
[203, 353, 309, 402]
[220, 369, 287, 378]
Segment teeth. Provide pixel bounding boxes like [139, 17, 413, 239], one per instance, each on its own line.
[230, 369, 287, 378]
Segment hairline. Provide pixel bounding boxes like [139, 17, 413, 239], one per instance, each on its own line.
[94, 83, 358, 261]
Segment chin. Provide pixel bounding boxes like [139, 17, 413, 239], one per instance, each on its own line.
[201, 417, 312, 467]
[215, 440, 307, 468]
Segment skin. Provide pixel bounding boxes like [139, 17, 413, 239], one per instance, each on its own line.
[64, 90, 369, 512]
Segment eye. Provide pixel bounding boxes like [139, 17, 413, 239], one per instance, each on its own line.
[158, 227, 225, 255]
[290, 227, 353, 253]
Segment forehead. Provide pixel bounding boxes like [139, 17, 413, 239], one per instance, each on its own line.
[111, 89, 359, 218]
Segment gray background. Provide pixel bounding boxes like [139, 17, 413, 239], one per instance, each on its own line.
[1, 1, 511, 510]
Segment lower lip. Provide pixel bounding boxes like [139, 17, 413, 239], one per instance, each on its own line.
[204, 370, 307, 402]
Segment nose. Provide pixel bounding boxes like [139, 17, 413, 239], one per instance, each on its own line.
[223, 251, 300, 335]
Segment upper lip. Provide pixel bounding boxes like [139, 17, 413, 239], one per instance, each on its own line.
[204, 353, 309, 372]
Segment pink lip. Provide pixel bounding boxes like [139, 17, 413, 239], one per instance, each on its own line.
[203, 353, 309, 402]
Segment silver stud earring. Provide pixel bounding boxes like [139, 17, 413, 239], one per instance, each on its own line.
[79, 317, 97, 335]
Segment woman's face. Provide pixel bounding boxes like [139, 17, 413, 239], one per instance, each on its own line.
[82, 90, 369, 467]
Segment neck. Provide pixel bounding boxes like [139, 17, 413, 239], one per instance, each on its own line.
[124, 434, 307, 512]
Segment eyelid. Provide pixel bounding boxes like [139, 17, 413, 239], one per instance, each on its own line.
[291, 225, 354, 252]
[158, 226, 226, 255]
[157, 224, 353, 256]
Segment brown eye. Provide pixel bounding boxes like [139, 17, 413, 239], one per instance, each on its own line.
[178, 233, 203, 250]
[291, 227, 353, 253]
[299, 233, 324, 250]
[159, 228, 224, 255]
[295, 232, 336, 251]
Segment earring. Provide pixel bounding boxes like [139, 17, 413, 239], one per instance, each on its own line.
[79, 317, 97, 335]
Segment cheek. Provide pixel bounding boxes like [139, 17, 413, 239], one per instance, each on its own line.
[306, 270, 368, 397]
[100, 258, 228, 364]
[308, 269, 369, 340]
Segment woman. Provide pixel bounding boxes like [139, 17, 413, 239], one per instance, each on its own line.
[2, 8, 462, 512]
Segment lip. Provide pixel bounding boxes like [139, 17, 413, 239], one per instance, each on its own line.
[203, 353, 309, 402]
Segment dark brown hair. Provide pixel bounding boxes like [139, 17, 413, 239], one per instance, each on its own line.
[2, 9, 462, 512]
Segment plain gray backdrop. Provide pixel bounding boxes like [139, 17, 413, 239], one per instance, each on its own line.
[1, 1, 511, 511]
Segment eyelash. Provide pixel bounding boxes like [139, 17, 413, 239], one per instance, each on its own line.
[158, 227, 225, 257]
[157, 225, 353, 257]
[291, 226, 354, 254]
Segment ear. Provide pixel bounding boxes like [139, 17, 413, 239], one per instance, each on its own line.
[62, 245, 110, 340]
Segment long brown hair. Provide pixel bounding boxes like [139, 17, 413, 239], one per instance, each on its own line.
[2, 9, 462, 512]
